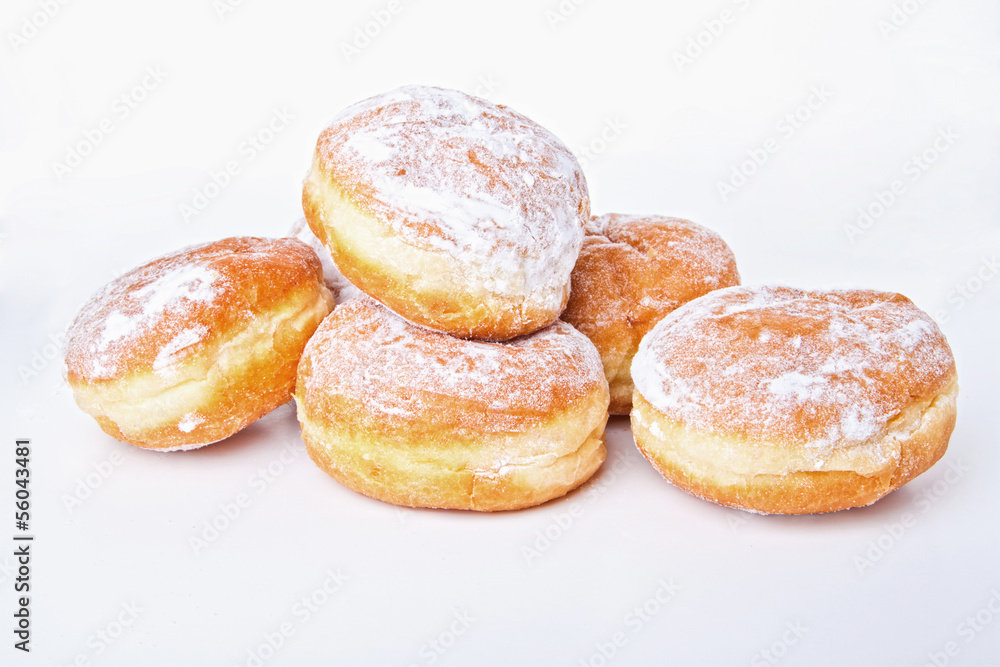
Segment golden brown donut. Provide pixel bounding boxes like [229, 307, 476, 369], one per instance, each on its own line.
[562, 214, 740, 414]
[302, 85, 589, 341]
[294, 297, 610, 511]
[630, 286, 958, 514]
[287, 217, 361, 303]
[65, 237, 334, 451]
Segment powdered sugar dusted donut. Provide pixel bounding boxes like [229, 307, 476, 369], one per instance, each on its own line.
[287, 217, 362, 303]
[562, 214, 740, 414]
[294, 297, 609, 511]
[65, 237, 334, 451]
[302, 85, 589, 341]
[630, 286, 958, 514]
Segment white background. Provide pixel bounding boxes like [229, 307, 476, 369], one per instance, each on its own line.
[2, 0, 999, 665]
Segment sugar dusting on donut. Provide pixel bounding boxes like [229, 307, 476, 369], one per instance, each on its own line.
[632, 286, 956, 452]
[589, 214, 738, 291]
[65, 237, 325, 383]
[313, 85, 588, 302]
[299, 297, 605, 432]
[68, 262, 220, 381]
[286, 218, 361, 303]
[571, 214, 741, 329]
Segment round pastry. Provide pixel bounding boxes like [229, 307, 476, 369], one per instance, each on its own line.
[287, 217, 361, 303]
[302, 84, 589, 341]
[562, 214, 740, 414]
[294, 297, 610, 511]
[65, 237, 335, 451]
[630, 286, 958, 514]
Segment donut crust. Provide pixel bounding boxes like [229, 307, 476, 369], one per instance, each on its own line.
[562, 215, 739, 414]
[631, 379, 957, 514]
[294, 298, 610, 511]
[302, 85, 589, 341]
[65, 237, 334, 450]
[630, 286, 958, 514]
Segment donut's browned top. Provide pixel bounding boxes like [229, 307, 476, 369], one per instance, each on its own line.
[296, 298, 606, 435]
[310, 85, 588, 295]
[564, 214, 740, 340]
[65, 237, 324, 383]
[632, 286, 956, 447]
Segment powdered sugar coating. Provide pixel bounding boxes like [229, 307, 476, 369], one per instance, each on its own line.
[297, 297, 606, 433]
[311, 85, 589, 303]
[567, 214, 740, 332]
[65, 237, 326, 383]
[287, 218, 361, 303]
[68, 262, 219, 380]
[632, 286, 956, 450]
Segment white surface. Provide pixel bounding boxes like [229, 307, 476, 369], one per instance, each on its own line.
[2, 1, 999, 665]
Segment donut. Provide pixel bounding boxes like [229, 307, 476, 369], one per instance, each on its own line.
[287, 217, 362, 303]
[630, 286, 958, 514]
[302, 85, 589, 341]
[562, 214, 740, 414]
[294, 297, 610, 511]
[65, 237, 335, 451]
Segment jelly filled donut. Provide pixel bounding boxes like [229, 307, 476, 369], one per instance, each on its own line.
[294, 297, 610, 511]
[302, 85, 589, 341]
[562, 214, 740, 414]
[630, 286, 958, 514]
[65, 237, 334, 451]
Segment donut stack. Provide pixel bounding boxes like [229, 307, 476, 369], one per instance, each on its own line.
[64, 84, 958, 515]
[294, 86, 609, 510]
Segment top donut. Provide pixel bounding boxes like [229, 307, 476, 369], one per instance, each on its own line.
[302, 85, 589, 341]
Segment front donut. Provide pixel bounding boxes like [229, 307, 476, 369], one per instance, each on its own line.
[630, 285, 958, 514]
[294, 298, 610, 511]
